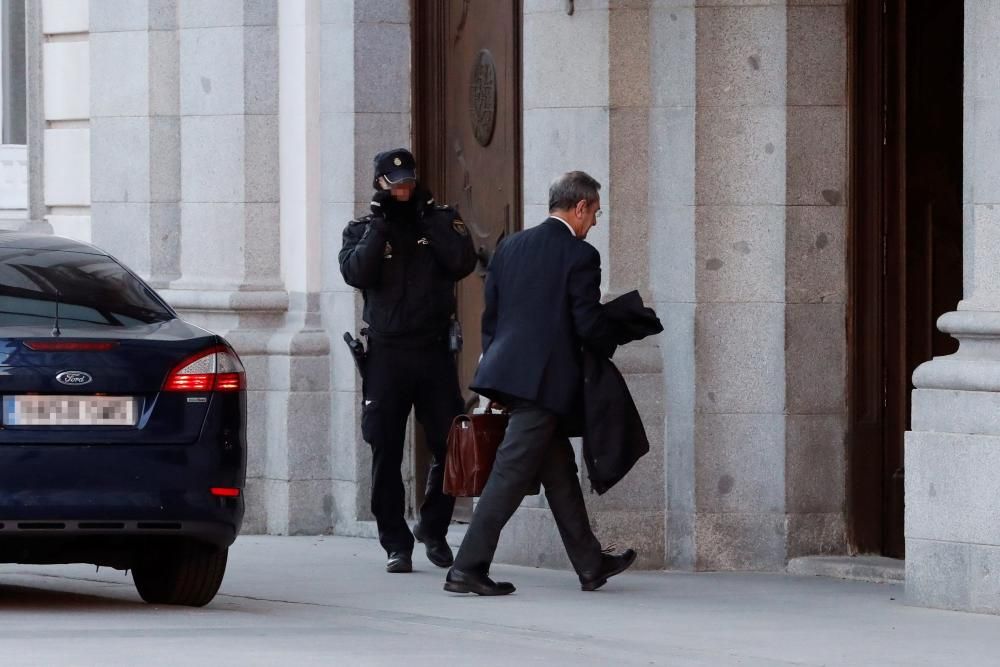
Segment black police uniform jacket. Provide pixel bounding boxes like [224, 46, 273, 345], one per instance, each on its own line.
[339, 194, 477, 341]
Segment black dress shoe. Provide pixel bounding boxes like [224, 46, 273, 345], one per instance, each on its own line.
[443, 567, 515, 596]
[579, 548, 637, 591]
[413, 523, 454, 568]
[386, 551, 413, 573]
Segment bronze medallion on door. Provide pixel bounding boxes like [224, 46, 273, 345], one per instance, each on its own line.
[470, 50, 497, 147]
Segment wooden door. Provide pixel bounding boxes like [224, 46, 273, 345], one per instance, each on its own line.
[413, 0, 522, 516]
[849, 0, 963, 558]
[414, 0, 521, 404]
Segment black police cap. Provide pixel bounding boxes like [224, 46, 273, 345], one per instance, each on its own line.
[373, 148, 417, 186]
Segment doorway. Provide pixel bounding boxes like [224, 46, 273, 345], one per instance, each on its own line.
[412, 0, 523, 517]
[849, 0, 964, 558]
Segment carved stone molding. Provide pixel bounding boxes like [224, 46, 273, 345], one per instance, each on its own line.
[158, 288, 289, 314]
[912, 311, 1000, 392]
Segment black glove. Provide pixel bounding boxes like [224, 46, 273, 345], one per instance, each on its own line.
[370, 189, 393, 217]
[413, 187, 438, 233]
[413, 186, 435, 211]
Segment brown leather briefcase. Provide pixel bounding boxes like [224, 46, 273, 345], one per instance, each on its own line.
[443, 404, 508, 497]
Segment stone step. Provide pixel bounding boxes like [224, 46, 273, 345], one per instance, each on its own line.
[787, 556, 905, 585]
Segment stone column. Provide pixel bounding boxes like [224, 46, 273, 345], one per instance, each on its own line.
[688, 2, 789, 571]
[783, 1, 848, 560]
[591, 0, 666, 568]
[320, 0, 413, 538]
[319, 0, 363, 535]
[261, 0, 333, 536]
[89, 0, 180, 285]
[657, 2, 849, 571]
[905, 0, 1000, 614]
[169, 0, 281, 298]
[652, 1, 698, 571]
[24, 0, 48, 232]
[156, 0, 331, 535]
[40, 0, 89, 238]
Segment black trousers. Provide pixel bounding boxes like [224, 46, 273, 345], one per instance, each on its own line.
[452, 400, 603, 576]
[361, 338, 462, 554]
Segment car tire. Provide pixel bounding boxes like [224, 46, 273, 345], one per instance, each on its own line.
[132, 541, 229, 607]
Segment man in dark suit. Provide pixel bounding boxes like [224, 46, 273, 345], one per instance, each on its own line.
[444, 171, 637, 596]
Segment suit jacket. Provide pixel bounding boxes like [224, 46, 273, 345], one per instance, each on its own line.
[470, 218, 618, 418]
[582, 290, 663, 494]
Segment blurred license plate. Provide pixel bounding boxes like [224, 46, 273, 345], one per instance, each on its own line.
[3, 395, 137, 427]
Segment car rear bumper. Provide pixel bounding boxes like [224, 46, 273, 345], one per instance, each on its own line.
[0, 389, 246, 565]
[0, 485, 243, 568]
[0, 518, 239, 548]
[0, 438, 245, 556]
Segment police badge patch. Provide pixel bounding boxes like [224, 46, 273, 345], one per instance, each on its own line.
[452, 218, 468, 236]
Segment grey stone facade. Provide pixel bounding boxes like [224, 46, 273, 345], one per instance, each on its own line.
[26, 0, 852, 569]
[28, 0, 999, 614]
[24, 0, 45, 231]
[501, 0, 848, 572]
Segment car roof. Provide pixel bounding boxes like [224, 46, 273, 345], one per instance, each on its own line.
[0, 231, 108, 256]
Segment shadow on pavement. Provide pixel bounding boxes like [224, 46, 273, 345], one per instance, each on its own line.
[0, 583, 146, 611]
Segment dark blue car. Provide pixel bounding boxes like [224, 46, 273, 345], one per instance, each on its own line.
[0, 232, 246, 606]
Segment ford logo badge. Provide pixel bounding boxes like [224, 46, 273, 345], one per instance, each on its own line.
[56, 371, 93, 386]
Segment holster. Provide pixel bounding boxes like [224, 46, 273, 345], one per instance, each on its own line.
[342, 332, 367, 377]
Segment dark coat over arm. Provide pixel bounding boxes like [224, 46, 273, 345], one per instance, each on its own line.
[581, 290, 663, 494]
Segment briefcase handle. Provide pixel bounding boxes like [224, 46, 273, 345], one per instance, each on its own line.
[485, 400, 509, 414]
[464, 395, 509, 415]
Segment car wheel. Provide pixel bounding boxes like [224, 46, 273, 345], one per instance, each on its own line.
[132, 541, 229, 607]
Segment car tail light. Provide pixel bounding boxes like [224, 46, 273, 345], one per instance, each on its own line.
[24, 341, 118, 351]
[163, 345, 246, 392]
[210, 487, 241, 497]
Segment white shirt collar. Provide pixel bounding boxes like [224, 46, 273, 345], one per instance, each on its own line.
[549, 215, 577, 238]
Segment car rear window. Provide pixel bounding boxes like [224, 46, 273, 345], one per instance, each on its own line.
[0, 247, 174, 327]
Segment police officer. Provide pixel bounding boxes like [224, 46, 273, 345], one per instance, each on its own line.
[339, 148, 477, 573]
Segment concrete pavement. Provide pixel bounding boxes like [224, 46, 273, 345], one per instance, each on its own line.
[0, 535, 998, 666]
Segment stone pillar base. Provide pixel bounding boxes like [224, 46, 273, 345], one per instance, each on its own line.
[907, 311, 1000, 614]
[161, 288, 333, 537]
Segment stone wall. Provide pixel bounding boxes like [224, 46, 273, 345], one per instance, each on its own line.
[508, 0, 849, 572]
[658, 0, 848, 571]
[41, 0, 90, 239]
